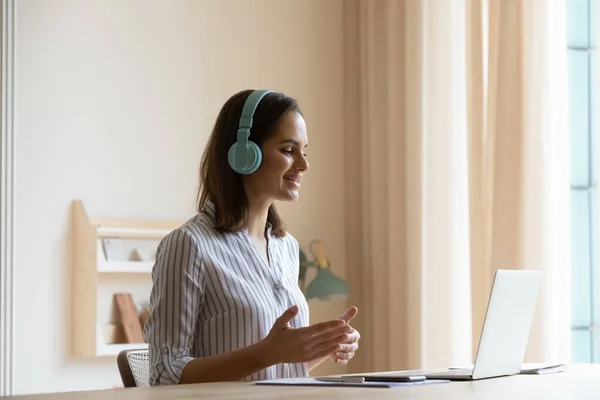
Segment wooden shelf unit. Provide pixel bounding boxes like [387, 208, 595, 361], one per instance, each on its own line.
[70, 199, 183, 357]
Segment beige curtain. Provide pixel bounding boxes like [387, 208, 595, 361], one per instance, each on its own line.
[343, 0, 571, 373]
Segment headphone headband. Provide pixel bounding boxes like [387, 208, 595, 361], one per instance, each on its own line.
[228, 89, 273, 174]
[236, 90, 272, 145]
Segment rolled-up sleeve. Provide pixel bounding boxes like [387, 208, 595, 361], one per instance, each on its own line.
[143, 228, 203, 385]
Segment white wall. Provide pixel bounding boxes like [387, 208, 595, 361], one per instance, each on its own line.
[15, 0, 346, 394]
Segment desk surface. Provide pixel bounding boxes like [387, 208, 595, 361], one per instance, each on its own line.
[8, 364, 600, 399]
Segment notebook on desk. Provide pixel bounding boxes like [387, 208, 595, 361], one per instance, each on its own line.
[347, 270, 543, 382]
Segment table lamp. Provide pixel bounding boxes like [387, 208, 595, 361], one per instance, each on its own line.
[298, 239, 349, 301]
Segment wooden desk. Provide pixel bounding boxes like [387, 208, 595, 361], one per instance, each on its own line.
[8, 364, 600, 399]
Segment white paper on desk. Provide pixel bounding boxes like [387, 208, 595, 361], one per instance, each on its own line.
[255, 377, 449, 388]
[520, 363, 567, 374]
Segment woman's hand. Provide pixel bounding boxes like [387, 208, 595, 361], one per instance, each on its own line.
[330, 307, 360, 365]
[258, 305, 350, 365]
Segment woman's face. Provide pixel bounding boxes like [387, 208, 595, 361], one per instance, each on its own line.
[243, 111, 310, 206]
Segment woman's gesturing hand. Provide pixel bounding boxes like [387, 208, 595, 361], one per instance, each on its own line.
[329, 306, 360, 365]
[259, 305, 351, 365]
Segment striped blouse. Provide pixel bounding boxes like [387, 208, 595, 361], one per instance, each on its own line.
[142, 201, 310, 385]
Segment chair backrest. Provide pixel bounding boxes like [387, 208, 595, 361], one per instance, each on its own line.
[117, 349, 150, 388]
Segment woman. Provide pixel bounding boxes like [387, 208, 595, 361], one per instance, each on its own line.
[143, 89, 361, 385]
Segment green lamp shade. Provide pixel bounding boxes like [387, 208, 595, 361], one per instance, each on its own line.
[305, 268, 349, 301]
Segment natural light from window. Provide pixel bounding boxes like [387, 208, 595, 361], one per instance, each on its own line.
[567, 0, 600, 363]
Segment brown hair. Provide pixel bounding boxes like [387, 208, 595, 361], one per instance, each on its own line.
[196, 89, 303, 238]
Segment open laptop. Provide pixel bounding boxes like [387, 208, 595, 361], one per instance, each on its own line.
[356, 269, 543, 381]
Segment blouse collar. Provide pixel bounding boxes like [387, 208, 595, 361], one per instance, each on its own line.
[202, 200, 273, 237]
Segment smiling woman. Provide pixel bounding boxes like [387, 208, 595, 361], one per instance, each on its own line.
[198, 89, 309, 238]
[142, 89, 361, 386]
[242, 111, 309, 206]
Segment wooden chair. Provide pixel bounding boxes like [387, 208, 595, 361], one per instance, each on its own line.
[117, 349, 150, 388]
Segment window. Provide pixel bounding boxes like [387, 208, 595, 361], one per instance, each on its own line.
[568, 0, 600, 363]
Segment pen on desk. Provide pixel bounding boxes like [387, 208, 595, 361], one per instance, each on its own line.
[315, 376, 365, 383]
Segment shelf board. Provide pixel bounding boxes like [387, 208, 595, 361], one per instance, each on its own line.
[97, 226, 173, 239]
[97, 261, 154, 274]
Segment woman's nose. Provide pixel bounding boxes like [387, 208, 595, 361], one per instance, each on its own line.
[297, 155, 309, 171]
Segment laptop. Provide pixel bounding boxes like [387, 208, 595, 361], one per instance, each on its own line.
[353, 269, 543, 381]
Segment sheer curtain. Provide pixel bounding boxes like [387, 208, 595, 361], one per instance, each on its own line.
[343, 0, 570, 373]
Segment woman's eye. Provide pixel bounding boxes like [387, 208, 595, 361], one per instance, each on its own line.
[282, 149, 293, 154]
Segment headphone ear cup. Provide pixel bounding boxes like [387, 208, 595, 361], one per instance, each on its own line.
[228, 140, 262, 174]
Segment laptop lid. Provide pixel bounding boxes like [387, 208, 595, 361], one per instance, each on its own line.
[471, 269, 543, 380]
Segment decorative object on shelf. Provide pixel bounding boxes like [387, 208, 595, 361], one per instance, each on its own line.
[298, 239, 349, 302]
[102, 238, 127, 261]
[114, 293, 145, 343]
[130, 248, 156, 262]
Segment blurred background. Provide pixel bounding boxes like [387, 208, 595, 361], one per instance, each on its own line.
[0, 0, 598, 395]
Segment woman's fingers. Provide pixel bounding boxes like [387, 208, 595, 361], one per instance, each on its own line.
[337, 359, 349, 365]
[300, 320, 346, 337]
[312, 344, 345, 360]
[304, 327, 348, 350]
[343, 328, 360, 343]
[333, 351, 355, 360]
[310, 334, 347, 353]
[333, 341, 358, 353]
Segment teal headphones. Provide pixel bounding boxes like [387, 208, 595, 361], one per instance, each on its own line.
[228, 89, 273, 174]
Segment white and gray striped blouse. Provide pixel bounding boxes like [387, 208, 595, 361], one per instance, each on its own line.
[142, 201, 310, 385]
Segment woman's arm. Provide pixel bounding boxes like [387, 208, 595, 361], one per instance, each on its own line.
[178, 340, 273, 383]
[144, 228, 276, 385]
[179, 306, 349, 383]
